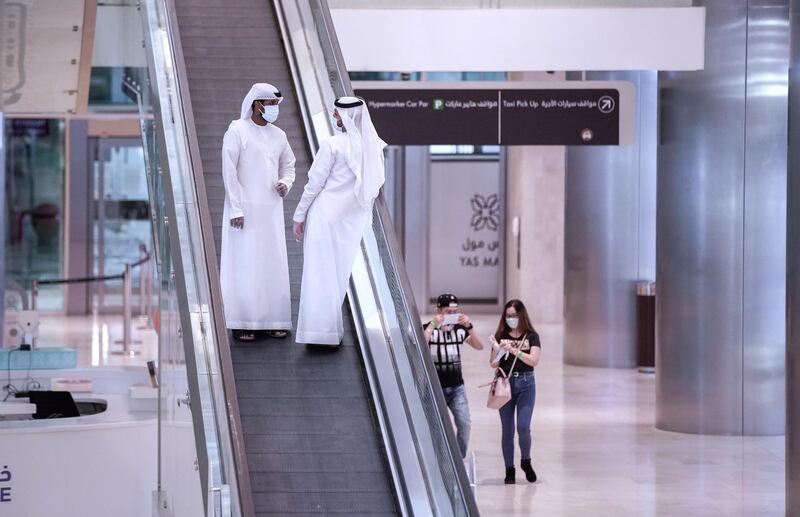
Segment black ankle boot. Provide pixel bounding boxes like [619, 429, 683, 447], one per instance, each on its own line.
[520, 459, 537, 483]
[504, 467, 515, 484]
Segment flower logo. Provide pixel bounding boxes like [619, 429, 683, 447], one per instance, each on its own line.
[470, 194, 500, 232]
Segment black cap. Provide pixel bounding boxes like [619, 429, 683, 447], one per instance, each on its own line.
[436, 293, 459, 308]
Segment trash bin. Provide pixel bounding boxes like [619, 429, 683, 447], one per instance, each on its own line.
[636, 281, 656, 373]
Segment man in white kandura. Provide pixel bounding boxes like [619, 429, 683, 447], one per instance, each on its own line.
[220, 83, 296, 342]
[292, 96, 386, 346]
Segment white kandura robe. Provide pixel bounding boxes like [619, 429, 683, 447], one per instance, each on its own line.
[220, 119, 296, 330]
[294, 134, 373, 344]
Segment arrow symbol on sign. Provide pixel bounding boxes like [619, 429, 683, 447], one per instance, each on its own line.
[598, 95, 615, 114]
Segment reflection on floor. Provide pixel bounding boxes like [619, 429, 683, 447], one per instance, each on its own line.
[36, 313, 157, 367]
[453, 316, 784, 517]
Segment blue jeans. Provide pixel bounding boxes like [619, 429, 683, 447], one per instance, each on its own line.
[442, 384, 471, 459]
[498, 372, 536, 468]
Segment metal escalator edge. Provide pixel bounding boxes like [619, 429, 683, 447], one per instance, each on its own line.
[140, 1, 254, 515]
[245, 1, 425, 512]
[284, 1, 480, 515]
[167, 5, 256, 517]
[268, 1, 428, 513]
[327, 19, 481, 516]
[161, 1, 257, 514]
[270, 0, 320, 160]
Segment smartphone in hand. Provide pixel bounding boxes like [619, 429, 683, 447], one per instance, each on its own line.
[491, 336, 508, 363]
[442, 313, 461, 326]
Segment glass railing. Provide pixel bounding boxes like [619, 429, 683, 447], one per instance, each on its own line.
[126, 73, 208, 516]
[139, 0, 244, 515]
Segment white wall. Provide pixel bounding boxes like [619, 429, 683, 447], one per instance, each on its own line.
[332, 7, 705, 72]
[0, 419, 157, 516]
[330, 0, 692, 6]
[505, 72, 566, 325]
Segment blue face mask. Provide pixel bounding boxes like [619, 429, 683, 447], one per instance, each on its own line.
[261, 104, 279, 123]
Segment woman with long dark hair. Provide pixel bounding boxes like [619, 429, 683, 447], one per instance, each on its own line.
[490, 299, 541, 484]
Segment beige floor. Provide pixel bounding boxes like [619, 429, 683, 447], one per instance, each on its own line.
[34, 313, 786, 515]
[456, 316, 785, 517]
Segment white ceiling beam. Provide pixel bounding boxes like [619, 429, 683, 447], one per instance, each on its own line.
[332, 7, 705, 72]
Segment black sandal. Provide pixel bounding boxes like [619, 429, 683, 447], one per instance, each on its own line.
[233, 330, 256, 342]
[267, 330, 289, 339]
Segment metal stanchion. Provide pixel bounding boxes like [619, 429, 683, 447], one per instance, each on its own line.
[30, 280, 38, 312]
[469, 451, 478, 504]
[114, 263, 141, 355]
[138, 253, 154, 330]
[139, 246, 147, 317]
[123, 264, 133, 349]
[28, 249, 154, 353]
[145, 256, 154, 323]
[30, 280, 38, 348]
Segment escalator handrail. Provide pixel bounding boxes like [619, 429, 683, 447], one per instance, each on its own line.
[284, 1, 481, 514]
[157, 4, 255, 515]
[314, 4, 479, 515]
[311, 6, 480, 514]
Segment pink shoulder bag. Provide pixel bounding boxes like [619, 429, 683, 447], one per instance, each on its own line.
[483, 347, 520, 410]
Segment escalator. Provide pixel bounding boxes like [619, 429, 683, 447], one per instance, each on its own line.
[140, 0, 480, 516]
[171, 2, 396, 513]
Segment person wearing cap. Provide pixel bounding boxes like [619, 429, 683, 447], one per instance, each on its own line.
[423, 293, 484, 459]
[220, 83, 296, 341]
[292, 97, 386, 346]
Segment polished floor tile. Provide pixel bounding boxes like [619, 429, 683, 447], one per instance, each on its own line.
[31, 311, 787, 515]
[449, 316, 785, 517]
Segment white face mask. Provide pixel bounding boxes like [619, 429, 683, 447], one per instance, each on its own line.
[261, 104, 279, 123]
[506, 317, 519, 329]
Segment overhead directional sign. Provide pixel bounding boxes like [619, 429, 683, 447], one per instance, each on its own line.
[353, 81, 635, 146]
[499, 89, 620, 145]
[357, 90, 499, 145]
